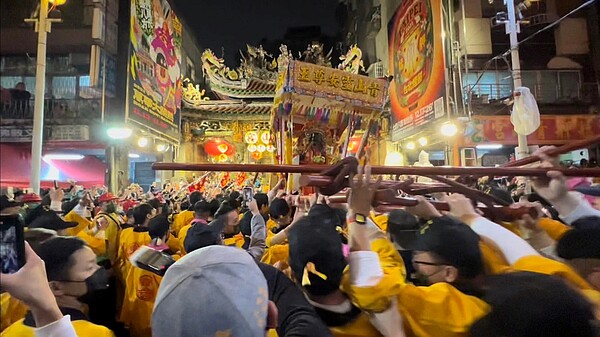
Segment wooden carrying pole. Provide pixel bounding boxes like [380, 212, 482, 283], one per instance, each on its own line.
[152, 163, 600, 177]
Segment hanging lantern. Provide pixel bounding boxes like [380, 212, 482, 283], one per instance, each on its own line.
[204, 139, 235, 156]
[247, 144, 257, 152]
[244, 131, 259, 144]
[260, 131, 270, 144]
[251, 151, 262, 161]
[257, 144, 266, 153]
[347, 137, 362, 153]
[266, 145, 275, 152]
[218, 154, 229, 162]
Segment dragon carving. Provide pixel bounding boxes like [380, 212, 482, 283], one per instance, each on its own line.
[201, 49, 243, 82]
[339, 44, 365, 74]
[239, 45, 278, 82]
[182, 78, 210, 105]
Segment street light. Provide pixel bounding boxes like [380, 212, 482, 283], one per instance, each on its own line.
[406, 142, 416, 150]
[107, 127, 133, 140]
[418, 137, 428, 147]
[26, 0, 65, 193]
[441, 123, 458, 137]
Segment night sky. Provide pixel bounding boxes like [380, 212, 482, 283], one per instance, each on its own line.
[172, 0, 343, 65]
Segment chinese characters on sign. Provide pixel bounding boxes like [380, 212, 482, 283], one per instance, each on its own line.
[462, 115, 600, 146]
[292, 62, 386, 105]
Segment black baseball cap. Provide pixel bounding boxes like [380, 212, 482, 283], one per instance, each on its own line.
[183, 217, 227, 253]
[288, 215, 346, 296]
[410, 216, 483, 278]
[28, 207, 78, 231]
[0, 195, 21, 212]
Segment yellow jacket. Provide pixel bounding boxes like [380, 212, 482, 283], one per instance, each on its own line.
[93, 212, 124, 263]
[0, 294, 27, 333]
[343, 237, 489, 337]
[261, 228, 290, 266]
[171, 210, 194, 236]
[1, 317, 114, 337]
[116, 228, 151, 281]
[177, 224, 192, 254]
[120, 266, 162, 337]
[63, 212, 107, 257]
[537, 218, 572, 241]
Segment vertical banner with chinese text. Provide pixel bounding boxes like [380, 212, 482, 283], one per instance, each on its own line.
[389, 0, 446, 141]
[128, 0, 182, 141]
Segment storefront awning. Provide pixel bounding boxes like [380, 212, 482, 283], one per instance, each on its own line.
[0, 144, 106, 189]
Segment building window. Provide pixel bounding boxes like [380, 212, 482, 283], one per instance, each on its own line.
[51, 76, 77, 99]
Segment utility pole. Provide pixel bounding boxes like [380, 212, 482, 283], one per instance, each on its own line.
[25, 0, 61, 193]
[505, 0, 529, 159]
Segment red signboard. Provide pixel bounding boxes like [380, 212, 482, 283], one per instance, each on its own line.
[461, 115, 600, 146]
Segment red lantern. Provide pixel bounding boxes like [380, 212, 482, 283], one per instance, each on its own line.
[204, 139, 235, 156]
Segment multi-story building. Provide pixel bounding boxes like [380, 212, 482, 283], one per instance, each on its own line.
[349, 0, 600, 166]
[0, 0, 203, 191]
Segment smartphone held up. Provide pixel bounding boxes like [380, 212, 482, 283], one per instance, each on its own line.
[0, 214, 25, 274]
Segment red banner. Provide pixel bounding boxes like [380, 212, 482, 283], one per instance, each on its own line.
[461, 115, 600, 146]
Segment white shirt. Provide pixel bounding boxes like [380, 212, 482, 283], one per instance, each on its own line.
[35, 316, 77, 337]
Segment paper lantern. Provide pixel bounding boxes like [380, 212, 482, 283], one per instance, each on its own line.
[251, 151, 262, 160]
[260, 131, 270, 144]
[266, 145, 275, 152]
[218, 154, 229, 162]
[247, 144, 257, 152]
[245, 131, 259, 144]
[205, 139, 234, 156]
[257, 144, 266, 153]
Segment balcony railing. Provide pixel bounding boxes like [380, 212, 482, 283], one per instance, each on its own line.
[463, 70, 590, 105]
[0, 98, 101, 121]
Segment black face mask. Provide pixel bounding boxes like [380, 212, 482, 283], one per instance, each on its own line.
[77, 268, 110, 304]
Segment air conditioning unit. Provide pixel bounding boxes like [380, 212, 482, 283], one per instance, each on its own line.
[49, 125, 90, 141]
[366, 61, 385, 79]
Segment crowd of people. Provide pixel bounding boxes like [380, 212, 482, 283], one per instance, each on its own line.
[1, 147, 600, 337]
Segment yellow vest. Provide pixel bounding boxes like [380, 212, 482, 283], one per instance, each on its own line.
[178, 224, 192, 255]
[93, 212, 124, 263]
[1, 318, 114, 337]
[261, 229, 290, 266]
[63, 212, 107, 257]
[120, 266, 162, 337]
[0, 294, 27, 333]
[172, 210, 195, 236]
[116, 228, 151, 281]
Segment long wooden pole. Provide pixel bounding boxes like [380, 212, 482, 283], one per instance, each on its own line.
[152, 162, 600, 177]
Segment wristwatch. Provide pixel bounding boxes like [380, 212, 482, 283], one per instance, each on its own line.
[350, 213, 367, 225]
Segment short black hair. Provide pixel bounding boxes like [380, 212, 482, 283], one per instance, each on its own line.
[254, 193, 269, 210]
[208, 199, 220, 216]
[572, 216, 600, 230]
[147, 198, 161, 210]
[148, 215, 171, 239]
[387, 210, 419, 247]
[556, 228, 600, 260]
[269, 198, 290, 219]
[37, 237, 86, 281]
[193, 200, 212, 215]
[133, 203, 154, 226]
[470, 272, 596, 337]
[214, 201, 235, 218]
[189, 191, 203, 206]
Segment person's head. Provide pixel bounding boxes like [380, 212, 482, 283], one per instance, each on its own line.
[98, 192, 119, 213]
[387, 209, 419, 250]
[133, 203, 157, 227]
[193, 200, 212, 220]
[411, 216, 483, 286]
[254, 193, 269, 216]
[556, 228, 600, 290]
[208, 199, 221, 218]
[37, 237, 109, 306]
[15, 82, 25, 91]
[214, 201, 239, 234]
[470, 272, 597, 337]
[27, 207, 78, 236]
[571, 216, 600, 230]
[148, 215, 171, 245]
[288, 216, 346, 298]
[188, 191, 203, 208]
[152, 246, 272, 337]
[148, 198, 162, 215]
[269, 198, 292, 229]
[24, 228, 57, 253]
